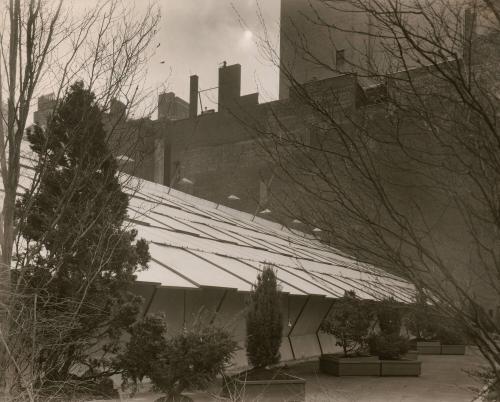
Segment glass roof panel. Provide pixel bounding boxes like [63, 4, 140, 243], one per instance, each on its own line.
[149, 244, 252, 291]
[10, 143, 414, 301]
[192, 250, 307, 296]
[136, 259, 197, 288]
[242, 259, 335, 297]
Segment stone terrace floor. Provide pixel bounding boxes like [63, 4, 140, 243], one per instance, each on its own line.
[287, 349, 486, 402]
[91, 348, 487, 402]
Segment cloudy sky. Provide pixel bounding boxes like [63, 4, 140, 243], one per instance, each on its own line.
[147, 0, 281, 110]
[27, 0, 281, 120]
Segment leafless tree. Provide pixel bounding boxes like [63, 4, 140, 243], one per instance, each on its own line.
[0, 0, 159, 399]
[249, 0, 500, 387]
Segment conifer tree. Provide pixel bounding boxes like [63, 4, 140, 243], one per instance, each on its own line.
[245, 264, 283, 369]
[12, 81, 149, 394]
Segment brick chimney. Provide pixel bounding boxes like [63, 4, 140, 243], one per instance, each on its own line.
[218, 62, 241, 112]
[189, 75, 198, 118]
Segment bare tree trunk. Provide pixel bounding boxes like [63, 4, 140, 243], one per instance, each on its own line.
[0, 1, 159, 398]
[0, 0, 21, 393]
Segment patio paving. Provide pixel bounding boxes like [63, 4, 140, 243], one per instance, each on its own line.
[287, 348, 486, 402]
[90, 347, 488, 402]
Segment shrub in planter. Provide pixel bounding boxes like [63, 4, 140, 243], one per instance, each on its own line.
[369, 298, 410, 360]
[405, 295, 467, 354]
[246, 265, 283, 368]
[436, 319, 467, 345]
[117, 314, 237, 401]
[320, 291, 373, 356]
[369, 299, 420, 377]
[368, 333, 409, 360]
[150, 324, 237, 401]
[405, 293, 439, 341]
[436, 317, 467, 354]
[376, 297, 403, 335]
[116, 314, 167, 394]
[229, 265, 305, 401]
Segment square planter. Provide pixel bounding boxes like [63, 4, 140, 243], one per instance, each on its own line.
[223, 370, 305, 402]
[380, 359, 422, 376]
[319, 355, 380, 376]
[417, 341, 441, 354]
[403, 350, 419, 360]
[441, 344, 466, 355]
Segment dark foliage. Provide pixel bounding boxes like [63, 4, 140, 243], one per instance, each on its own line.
[150, 324, 237, 399]
[320, 291, 373, 357]
[116, 315, 167, 394]
[376, 297, 403, 335]
[368, 333, 409, 360]
[405, 293, 440, 341]
[245, 265, 283, 368]
[369, 297, 409, 360]
[436, 318, 467, 345]
[118, 315, 237, 400]
[13, 82, 150, 391]
[469, 368, 500, 402]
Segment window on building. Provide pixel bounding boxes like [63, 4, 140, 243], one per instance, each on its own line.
[154, 138, 165, 184]
[259, 180, 269, 206]
[336, 49, 346, 69]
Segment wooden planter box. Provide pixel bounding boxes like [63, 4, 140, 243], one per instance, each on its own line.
[403, 350, 419, 360]
[223, 371, 305, 402]
[416, 341, 466, 355]
[319, 355, 380, 376]
[320, 355, 422, 377]
[380, 359, 422, 376]
[417, 341, 441, 354]
[441, 344, 466, 355]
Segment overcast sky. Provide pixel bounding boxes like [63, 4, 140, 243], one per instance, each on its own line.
[25, 0, 281, 120]
[147, 0, 281, 111]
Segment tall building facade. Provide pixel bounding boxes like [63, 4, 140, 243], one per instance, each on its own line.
[279, 0, 383, 99]
[278, 0, 471, 99]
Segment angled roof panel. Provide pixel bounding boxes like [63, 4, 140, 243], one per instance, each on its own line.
[137, 259, 198, 288]
[7, 146, 414, 301]
[189, 250, 306, 296]
[147, 243, 252, 291]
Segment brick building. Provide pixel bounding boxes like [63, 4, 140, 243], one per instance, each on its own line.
[278, 0, 473, 100]
[31, 94, 187, 184]
[279, 0, 380, 99]
[30, 11, 500, 314]
[150, 63, 371, 216]
[145, 40, 499, 312]
[158, 92, 189, 120]
[152, 63, 268, 213]
[33, 93, 57, 127]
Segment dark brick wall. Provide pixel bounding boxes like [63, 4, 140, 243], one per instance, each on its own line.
[155, 73, 371, 212]
[104, 114, 157, 182]
[163, 102, 269, 212]
[131, 58, 499, 309]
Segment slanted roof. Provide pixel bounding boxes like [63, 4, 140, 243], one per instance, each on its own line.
[5, 141, 415, 302]
[125, 176, 415, 302]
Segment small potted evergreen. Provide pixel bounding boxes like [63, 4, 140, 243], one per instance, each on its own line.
[437, 319, 467, 355]
[224, 265, 305, 401]
[319, 291, 380, 376]
[369, 298, 421, 376]
[406, 294, 441, 354]
[117, 314, 237, 401]
[406, 295, 467, 355]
